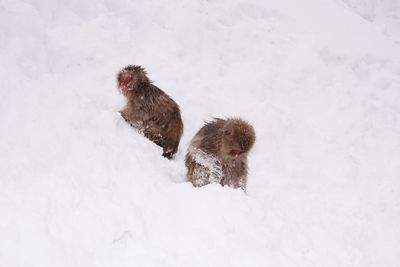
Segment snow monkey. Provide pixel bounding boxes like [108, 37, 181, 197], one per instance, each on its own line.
[117, 65, 183, 159]
[185, 118, 256, 190]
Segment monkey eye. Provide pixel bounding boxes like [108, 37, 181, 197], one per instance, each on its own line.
[229, 149, 242, 157]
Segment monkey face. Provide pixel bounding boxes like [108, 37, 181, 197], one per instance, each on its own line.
[221, 119, 255, 160]
[222, 132, 248, 159]
[118, 72, 132, 95]
[117, 65, 149, 96]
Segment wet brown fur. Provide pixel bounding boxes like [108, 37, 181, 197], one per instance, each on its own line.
[185, 118, 255, 190]
[117, 65, 183, 159]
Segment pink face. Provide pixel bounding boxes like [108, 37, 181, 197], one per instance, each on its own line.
[223, 129, 247, 159]
[118, 72, 132, 95]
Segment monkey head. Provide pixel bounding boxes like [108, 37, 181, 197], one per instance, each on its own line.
[117, 65, 150, 96]
[221, 118, 255, 160]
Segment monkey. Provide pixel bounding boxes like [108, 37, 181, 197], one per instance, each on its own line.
[117, 65, 183, 159]
[185, 118, 255, 190]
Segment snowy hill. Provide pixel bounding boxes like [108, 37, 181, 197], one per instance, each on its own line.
[1, 0, 399, 266]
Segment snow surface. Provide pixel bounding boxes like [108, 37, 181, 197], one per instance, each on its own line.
[1, 0, 400, 266]
[340, 0, 400, 43]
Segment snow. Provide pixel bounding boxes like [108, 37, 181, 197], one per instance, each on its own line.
[340, 0, 400, 43]
[1, 0, 400, 266]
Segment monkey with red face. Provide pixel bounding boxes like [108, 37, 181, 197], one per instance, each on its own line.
[117, 65, 183, 159]
[185, 118, 255, 190]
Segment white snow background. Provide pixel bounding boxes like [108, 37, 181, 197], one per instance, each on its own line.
[1, 0, 400, 266]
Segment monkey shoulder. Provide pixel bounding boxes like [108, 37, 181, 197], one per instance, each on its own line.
[147, 84, 180, 114]
[149, 84, 175, 103]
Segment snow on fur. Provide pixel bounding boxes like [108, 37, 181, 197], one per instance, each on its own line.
[0, 0, 399, 266]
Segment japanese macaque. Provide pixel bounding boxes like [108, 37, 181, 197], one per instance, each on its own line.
[117, 65, 183, 159]
[185, 118, 255, 190]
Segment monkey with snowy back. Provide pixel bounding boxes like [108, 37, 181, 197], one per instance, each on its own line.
[117, 65, 183, 159]
[185, 118, 256, 190]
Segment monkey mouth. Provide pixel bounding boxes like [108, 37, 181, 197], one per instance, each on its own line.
[120, 85, 129, 94]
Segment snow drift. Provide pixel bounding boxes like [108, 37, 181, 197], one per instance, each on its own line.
[1, 0, 399, 266]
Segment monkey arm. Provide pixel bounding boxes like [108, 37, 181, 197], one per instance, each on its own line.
[186, 147, 223, 186]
